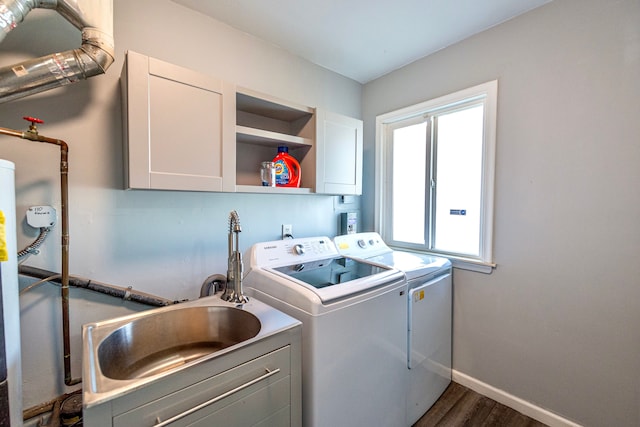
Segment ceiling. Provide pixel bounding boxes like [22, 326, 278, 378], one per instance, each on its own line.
[171, 0, 552, 84]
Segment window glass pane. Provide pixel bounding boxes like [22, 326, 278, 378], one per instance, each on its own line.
[392, 122, 427, 244]
[433, 105, 483, 255]
[377, 80, 497, 267]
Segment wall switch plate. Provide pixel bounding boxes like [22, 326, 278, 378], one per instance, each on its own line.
[340, 212, 357, 235]
[282, 224, 293, 239]
[341, 195, 356, 204]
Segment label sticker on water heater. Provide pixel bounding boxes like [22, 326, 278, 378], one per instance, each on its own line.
[449, 209, 467, 215]
[0, 211, 7, 262]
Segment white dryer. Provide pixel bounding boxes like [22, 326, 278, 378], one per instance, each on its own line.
[243, 236, 408, 427]
[334, 232, 452, 425]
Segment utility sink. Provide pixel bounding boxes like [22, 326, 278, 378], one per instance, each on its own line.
[97, 306, 261, 380]
[83, 295, 301, 407]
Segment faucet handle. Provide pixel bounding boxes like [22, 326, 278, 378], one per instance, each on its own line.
[229, 210, 242, 233]
[23, 116, 44, 124]
[23, 116, 44, 133]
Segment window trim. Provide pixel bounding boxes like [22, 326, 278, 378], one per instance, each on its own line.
[374, 80, 498, 273]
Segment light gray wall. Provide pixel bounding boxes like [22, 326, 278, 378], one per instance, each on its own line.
[362, 1, 639, 426]
[0, 0, 361, 413]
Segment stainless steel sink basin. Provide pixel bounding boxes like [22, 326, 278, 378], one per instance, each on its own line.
[83, 296, 301, 408]
[97, 306, 261, 380]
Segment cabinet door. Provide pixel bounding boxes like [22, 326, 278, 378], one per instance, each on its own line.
[122, 51, 235, 192]
[315, 109, 363, 195]
[113, 346, 291, 426]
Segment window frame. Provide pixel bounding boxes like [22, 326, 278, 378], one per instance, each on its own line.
[374, 80, 498, 273]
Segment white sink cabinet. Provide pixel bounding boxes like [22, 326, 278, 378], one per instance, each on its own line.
[121, 51, 362, 195]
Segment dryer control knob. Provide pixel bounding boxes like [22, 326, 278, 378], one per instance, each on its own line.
[358, 239, 367, 248]
[294, 243, 305, 255]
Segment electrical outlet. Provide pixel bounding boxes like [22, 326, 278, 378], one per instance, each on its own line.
[282, 224, 293, 239]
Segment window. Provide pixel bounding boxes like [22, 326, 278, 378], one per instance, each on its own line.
[375, 81, 497, 272]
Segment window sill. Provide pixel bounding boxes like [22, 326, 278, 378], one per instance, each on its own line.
[448, 256, 495, 274]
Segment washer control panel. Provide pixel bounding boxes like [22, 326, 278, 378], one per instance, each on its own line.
[250, 236, 338, 267]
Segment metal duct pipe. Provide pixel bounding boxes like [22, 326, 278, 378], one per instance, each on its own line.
[0, 0, 114, 103]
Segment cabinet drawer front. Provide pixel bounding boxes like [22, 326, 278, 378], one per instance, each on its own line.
[253, 405, 291, 427]
[114, 346, 290, 427]
[183, 378, 290, 427]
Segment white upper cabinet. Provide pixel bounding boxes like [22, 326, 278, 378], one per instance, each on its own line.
[120, 52, 362, 195]
[315, 109, 363, 195]
[121, 50, 235, 192]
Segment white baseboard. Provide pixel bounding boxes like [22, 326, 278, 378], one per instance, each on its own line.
[451, 370, 583, 427]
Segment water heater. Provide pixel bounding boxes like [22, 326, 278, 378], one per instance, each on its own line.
[0, 159, 22, 426]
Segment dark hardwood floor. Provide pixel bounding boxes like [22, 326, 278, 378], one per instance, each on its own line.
[413, 382, 548, 427]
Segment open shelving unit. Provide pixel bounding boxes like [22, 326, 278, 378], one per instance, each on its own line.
[235, 88, 316, 193]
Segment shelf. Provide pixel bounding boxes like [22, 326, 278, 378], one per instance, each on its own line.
[236, 125, 312, 148]
[237, 88, 314, 121]
[235, 185, 312, 194]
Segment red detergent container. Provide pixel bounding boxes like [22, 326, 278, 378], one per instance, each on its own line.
[273, 146, 301, 187]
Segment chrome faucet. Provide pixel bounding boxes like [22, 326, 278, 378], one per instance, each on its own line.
[221, 210, 248, 303]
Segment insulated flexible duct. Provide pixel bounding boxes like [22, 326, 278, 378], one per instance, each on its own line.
[0, 0, 114, 103]
[19, 265, 176, 307]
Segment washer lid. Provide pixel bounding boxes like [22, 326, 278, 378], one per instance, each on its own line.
[367, 251, 450, 280]
[271, 256, 403, 303]
[245, 236, 405, 304]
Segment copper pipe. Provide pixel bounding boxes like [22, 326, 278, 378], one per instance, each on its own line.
[0, 121, 80, 386]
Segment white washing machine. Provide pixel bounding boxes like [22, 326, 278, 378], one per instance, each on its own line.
[243, 236, 408, 427]
[334, 232, 452, 425]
